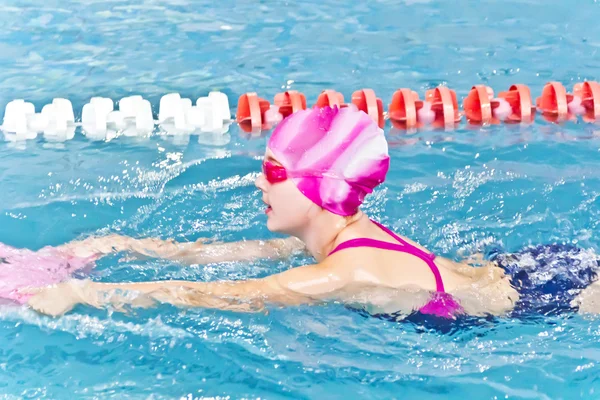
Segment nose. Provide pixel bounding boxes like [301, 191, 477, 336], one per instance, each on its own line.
[255, 173, 268, 192]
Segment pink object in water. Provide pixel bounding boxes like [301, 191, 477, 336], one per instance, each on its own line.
[567, 95, 586, 116]
[418, 291, 464, 318]
[492, 97, 513, 121]
[0, 243, 97, 304]
[417, 101, 436, 125]
[264, 105, 283, 125]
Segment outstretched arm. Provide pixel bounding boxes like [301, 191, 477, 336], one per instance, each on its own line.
[58, 235, 306, 265]
[25, 260, 347, 317]
[142, 236, 307, 264]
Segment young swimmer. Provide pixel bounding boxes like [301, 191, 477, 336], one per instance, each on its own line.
[21, 106, 600, 318]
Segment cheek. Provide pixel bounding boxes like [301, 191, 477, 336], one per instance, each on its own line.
[267, 184, 315, 234]
[272, 182, 313, 216]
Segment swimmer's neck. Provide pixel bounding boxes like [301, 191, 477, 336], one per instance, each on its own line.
[296, 211, 366, 262]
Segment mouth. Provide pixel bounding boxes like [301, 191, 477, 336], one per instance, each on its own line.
[263, 199, 272, 214]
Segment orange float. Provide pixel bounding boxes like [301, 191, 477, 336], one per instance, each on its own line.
[274, 90, 307, 119]
[351, 89, 385, 128]
[425, 86, 461, 129]
[572, 81, 600, 123]
[236, 92, 271, 133]
[389, 89, 420, 130]
[536, 82, 569, 123]
[497, 84, 535, 124]
[315, 90, 346, 108]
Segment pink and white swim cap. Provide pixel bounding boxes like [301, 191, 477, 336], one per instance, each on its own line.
[267, 106, 390, 216]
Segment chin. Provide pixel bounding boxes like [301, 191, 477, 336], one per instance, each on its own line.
[266, 218, 293, 235]
[266, 218, 280, 233]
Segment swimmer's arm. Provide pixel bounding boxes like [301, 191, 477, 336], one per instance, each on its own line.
[90, 261, 345, 310]
[26, 261, 347, 316]
[60, 235, 306, 264]
[149, 237, 307, 264]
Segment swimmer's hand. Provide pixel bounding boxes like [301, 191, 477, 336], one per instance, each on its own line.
[22, 281, 84, 317]
[22, 280, 156, 317]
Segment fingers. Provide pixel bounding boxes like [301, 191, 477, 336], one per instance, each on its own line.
[27, 293, 74, 317]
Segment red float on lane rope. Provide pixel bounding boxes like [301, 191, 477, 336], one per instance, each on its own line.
[389, 89, 419, 130]
[425, 86, 461, 129]
[497, 84, 535, 124]
[536, 82, 569, 123]
[572, 81, 600, 123]
[463, 85, 495, 124]
[274, 90, 307, 119]
[236, 92, 271, 133]
[315, 90, 346, 108]
[351, 89, 385, 128]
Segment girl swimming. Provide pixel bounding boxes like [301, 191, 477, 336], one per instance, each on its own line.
[20, 106, 600, 318]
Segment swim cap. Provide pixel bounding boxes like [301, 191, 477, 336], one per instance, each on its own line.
[267, 106, 390, 216]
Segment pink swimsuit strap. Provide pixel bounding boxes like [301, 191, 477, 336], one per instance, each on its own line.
[328, 220, 464, 319]
[328, 219, 446, 292]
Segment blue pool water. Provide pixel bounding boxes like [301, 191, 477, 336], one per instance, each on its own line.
[1, 0, 600, 398]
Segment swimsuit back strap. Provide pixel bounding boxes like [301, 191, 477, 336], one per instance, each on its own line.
[327, 220, 446, 293]
[328, 238, 408, 256]
[370, 220, 445, 292]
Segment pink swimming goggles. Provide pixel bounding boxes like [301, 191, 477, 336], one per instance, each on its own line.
[262, 160, 289, 184]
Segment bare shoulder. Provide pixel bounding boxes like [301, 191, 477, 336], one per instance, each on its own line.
[322, 247, 369, 275]
[269, 256, 352, 298]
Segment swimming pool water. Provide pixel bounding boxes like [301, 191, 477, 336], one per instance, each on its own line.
[1, 0, 600, 398]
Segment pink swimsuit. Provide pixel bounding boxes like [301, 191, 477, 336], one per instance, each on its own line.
[328, 220, 464, 318]
[0, 243, 97, 304]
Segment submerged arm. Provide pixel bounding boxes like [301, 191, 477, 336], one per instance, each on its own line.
[26, 260, 348, 317]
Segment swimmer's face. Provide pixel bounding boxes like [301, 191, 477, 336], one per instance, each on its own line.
[255, 149, 317, 235]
